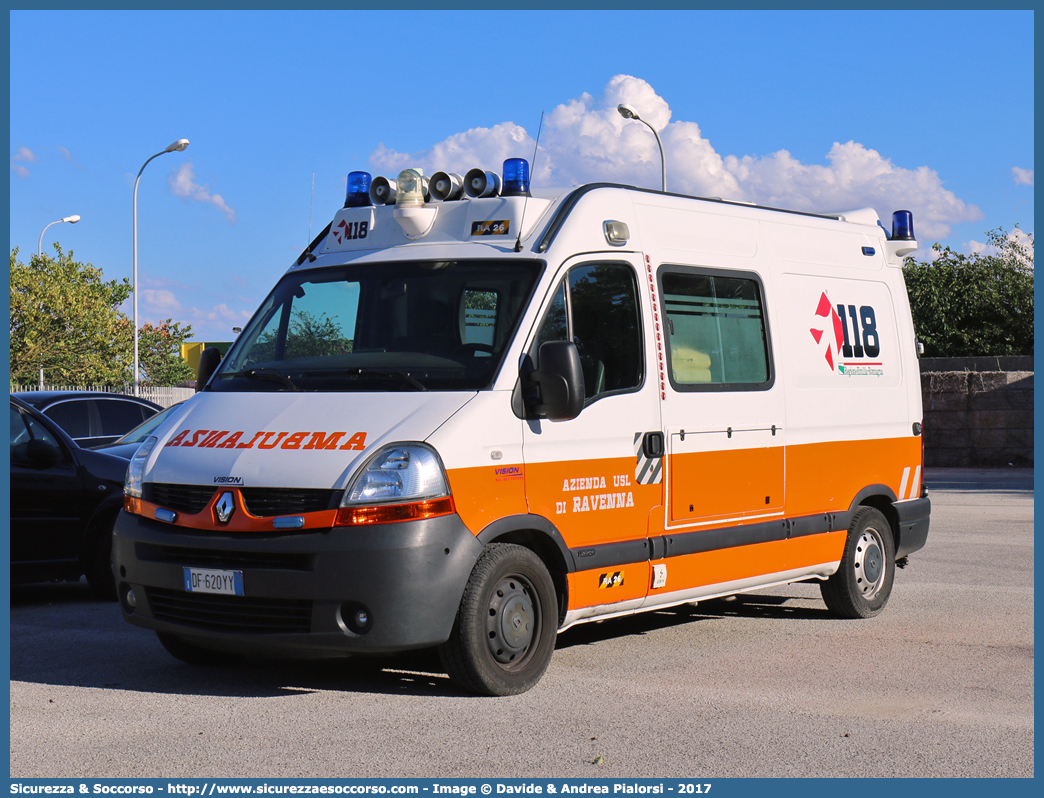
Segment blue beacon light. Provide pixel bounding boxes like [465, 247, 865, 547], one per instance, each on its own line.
[345, 171, 373, 208]
[500, 158, 531, 197]
[891, 210, 915, 241]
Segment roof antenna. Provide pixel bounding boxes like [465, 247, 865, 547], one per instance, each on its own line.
[515, 110, 544, 253]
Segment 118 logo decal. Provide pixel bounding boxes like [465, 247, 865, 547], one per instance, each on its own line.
[811, 292, 881, 372]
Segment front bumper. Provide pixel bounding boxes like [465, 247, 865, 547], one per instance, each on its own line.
[112, 510, 484, 657]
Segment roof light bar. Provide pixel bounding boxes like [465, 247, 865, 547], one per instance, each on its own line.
[344, 171, 373, 208]
[501, 158, 531, 197]
[891, 210, 915, 241]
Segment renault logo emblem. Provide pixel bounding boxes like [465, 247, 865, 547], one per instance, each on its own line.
[215, 492, 236, 524]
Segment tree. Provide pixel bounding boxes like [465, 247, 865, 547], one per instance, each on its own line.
[10, 246, 132, 385]
[11, 245, 200, 388]
[137, 320, 195, 387]
[903, 226, 1033, 357]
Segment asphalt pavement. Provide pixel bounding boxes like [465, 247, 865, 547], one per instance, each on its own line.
[8, 468, 1034, 778]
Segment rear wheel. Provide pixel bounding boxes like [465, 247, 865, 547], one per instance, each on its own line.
[821, 506, 895, 619]
[438, 543, 558, 696]
[157, 632, 243, 666]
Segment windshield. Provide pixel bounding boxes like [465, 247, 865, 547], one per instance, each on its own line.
[211, 259, 543, 392]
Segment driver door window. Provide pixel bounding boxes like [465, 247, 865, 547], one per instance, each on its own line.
[532, 262, 643, 402]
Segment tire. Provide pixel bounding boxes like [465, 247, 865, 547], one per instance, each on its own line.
[438, 543, 558, 696]
[84, 515, 118, 601]
[156, 632, 243, 666]
[821, 506, 895, 619]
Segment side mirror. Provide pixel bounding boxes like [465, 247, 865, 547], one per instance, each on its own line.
[25, 439, 61, 468]
[528, 340, 585, 421]
[196, 347, 223, 392]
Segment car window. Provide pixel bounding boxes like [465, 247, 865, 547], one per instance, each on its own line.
[11, 404, 68, 465]
[96, 399, 151, 436]
[113, 402, 180, 444]
[44, 400, 91, 439]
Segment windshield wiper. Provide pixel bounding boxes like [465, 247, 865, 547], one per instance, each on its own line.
[348, 368, 427, 391]
[226, 367, 301, 391]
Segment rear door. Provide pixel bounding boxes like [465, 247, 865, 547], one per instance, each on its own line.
[657, 265, 786, 530]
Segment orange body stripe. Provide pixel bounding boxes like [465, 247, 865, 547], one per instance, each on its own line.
[446, 465, 528, 535]
[669, 445, 784, 523]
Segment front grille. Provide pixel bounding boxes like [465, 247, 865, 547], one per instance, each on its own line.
[146, 587, 313, 634]
[135, 543, 313, 571]
[240, 488, 340, 517]
[144, 484, 339, 518]
[147, 484, 214, 514]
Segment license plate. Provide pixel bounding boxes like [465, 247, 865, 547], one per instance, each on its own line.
[183, 567, 244, 596]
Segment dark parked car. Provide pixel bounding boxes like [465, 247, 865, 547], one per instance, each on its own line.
[14, 390, 162, 447]
[9, 395, 131, 599]
[91, 401, 184, 460]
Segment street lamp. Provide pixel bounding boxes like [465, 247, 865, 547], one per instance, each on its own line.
[133, 138, 189, 396]
[38, 215, 81, 256]
[617, 104, 666, 192]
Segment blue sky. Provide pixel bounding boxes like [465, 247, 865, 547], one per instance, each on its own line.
[9, 9, 1034, 343]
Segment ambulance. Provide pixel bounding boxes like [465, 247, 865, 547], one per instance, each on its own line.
[113, 157, 931, 695]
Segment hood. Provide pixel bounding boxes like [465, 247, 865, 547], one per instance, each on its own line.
[144, 390, 475, 490]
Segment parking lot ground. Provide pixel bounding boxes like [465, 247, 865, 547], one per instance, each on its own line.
[9, 468, 1034, 778]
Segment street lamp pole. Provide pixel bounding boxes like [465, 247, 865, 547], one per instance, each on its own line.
[38, 215, 81, 257]
[617, 104, 666, 193]
[133, 138, 189, 396]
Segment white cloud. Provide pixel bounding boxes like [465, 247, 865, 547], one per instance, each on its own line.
[11, 146, 36, 177]
[1012, 166, 1033, 186]
[965, 227, 1034, 261]
[371, 75, 982, 241]
[168, 161, 237, 223]
[141, 289, 183, 315]
[57, 146, 72, 160]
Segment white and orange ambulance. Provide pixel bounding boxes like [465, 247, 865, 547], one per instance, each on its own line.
[114, 158, 931, 695]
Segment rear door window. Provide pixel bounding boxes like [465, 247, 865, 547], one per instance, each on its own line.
[44, 400, 91, 439]
[96, 400, 151, 437]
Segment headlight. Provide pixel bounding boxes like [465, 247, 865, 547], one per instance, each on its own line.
[341, 444, 449, 505]
[124, 436, 159, 499]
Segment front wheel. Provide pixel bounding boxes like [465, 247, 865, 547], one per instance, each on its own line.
[438, 543, 558, 696]
[821, 506, 895, 619]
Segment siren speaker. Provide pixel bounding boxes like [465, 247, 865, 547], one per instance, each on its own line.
[369, 176, 397, 205]
[429, 171, 464, 201]
[464, 168, 501, 198]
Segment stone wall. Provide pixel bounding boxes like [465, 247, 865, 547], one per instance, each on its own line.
[919, 357, 1034, 467]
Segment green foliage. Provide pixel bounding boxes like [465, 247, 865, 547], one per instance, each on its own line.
[10, 245, 132, 385]
[252, 309, 353, 363]
[138, 321, 196, 387]
[903, 227, 1034, 357]
[10, 245, 198, 387]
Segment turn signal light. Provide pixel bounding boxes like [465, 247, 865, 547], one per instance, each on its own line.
[335, 496, 455, 526]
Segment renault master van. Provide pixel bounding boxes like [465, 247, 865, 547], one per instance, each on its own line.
[114, 159, 931, 695]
